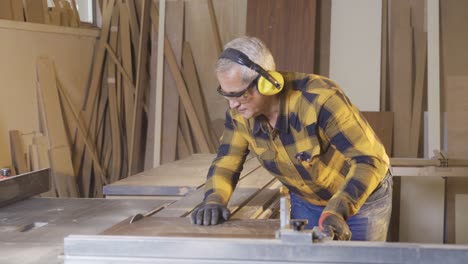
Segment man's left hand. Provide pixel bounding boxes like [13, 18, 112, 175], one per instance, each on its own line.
[319, 212, 352, 240]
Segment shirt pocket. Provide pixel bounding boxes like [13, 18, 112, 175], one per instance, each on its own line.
[296, 145, 321, 167]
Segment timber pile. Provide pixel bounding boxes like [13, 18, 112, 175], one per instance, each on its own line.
[0, 0, 81, 27]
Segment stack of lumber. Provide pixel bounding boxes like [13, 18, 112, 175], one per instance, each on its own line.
[0, 0, 81, 27]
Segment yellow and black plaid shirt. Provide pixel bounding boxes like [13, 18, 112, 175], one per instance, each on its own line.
[204, 72, 390, 218]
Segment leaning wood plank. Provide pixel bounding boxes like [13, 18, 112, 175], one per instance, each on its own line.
[125, 0, 140, 55]
[160, 0, 183, 165]
[62, 0, 79, 27]
[409, 31, 427, 157]
[9, 130, 29, 175]
[24, 0, 47, 23]
[207, 0, 223, 54]
[37, 57, 78, 197]
[74, 0, 115, 194]
[389, 0, 413, 157]
[150, 3, 211, 154]
[178, 103, 195, 154]
[380, 0, 388, 110]
[427, 0, 441, 157]
[107, 5, 123, 183]
[10, 0, 25, 21]
[0, 1, 13, 20]
[128, 0, 150, 175]
[119, 1, 134, 160]
[182, 42, 217, 152]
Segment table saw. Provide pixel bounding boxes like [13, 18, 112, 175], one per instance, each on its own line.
[2, 162, 468, 263]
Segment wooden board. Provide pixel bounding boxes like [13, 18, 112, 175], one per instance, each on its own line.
[23, 0, 47, 24]
[361, 111, 394, 155]
[0, 1, 13, 20]
[184, 0, 247, 125]
[36, 57, 78, 197]
[389, 0, 413, 158]
[9, 130, 29, 175]
[101, 217, 279, 239]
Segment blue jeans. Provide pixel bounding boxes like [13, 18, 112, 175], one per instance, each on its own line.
[290, 174, 393, 241]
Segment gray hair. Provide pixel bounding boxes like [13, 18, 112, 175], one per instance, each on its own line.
[216, 36, 276, 84]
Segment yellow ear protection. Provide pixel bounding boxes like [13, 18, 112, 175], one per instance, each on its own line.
[219, 48, 284, 96]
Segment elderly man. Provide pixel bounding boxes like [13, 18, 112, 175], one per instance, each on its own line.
[191, 36, 392, 241]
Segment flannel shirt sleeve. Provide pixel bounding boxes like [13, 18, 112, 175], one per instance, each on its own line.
[318, 91, 390, 218]
[203, 110, 250, 205]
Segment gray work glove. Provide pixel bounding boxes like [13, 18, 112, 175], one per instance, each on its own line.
[191, 203, 230, 226]
[319, 212, 352, 240]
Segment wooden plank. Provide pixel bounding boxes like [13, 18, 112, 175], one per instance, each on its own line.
[62, 0, 79, 27]
[361, 111, 394, 155]
[36, 57, 78, 197]
[207, 0, 222, 54]
[150, 4, 212, 154]
[247, 0, 316, 72]
[176, 126, 191, 160]
[389, 0, 413, 158]
[125, 0, 140, 54]
[33, 135, 56, 197]
[230, 179, 281, 220]
[409, 31, 427, 157]
[178, 103, 195, 155]
[427, 0, 441, 158]
[101, 217, 279, 239]
[107, 5, 122, 183]
[24, 0, 47, 24]
[155, 157, 262, 217]
[316, 0, 331, 77]
[49, 8, 62, 26]
[0, 1, 13, 20]
[128, 0, 150, 175]
[446, 178, 468, 243]
[150, 0, 165, 168]
[160, 0, 183, 164]
[119, 1, 134, 164]
[380, 0, 388, 110]
[10, 0, 25, 21]
[75, 0, 115, 195]
[182, 42, 218, 152]
[184, 0, 246, 132]
[9, 130, 29, 175]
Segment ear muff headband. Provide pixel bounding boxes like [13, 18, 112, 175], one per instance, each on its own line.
[219, 48, 284, 96]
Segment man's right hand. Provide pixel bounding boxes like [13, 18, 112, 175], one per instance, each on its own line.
[191, 203, 231, 226]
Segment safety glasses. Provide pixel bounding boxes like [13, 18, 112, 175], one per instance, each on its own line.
[217, 76, 259, 98]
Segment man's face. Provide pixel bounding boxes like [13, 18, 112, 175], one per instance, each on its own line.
[217, 68, 267, 119]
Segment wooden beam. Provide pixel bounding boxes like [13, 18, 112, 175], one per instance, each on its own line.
[9, 130, 29, 175]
